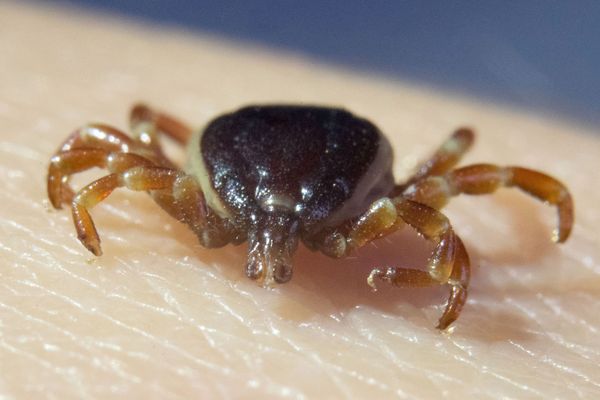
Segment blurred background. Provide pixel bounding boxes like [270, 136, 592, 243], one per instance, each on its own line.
[54, 0, 600, 128]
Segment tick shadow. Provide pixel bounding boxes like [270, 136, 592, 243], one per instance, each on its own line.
[284, 234, 541, 342]
[476, 191, 563, 266]
[177, 223, 451, 323]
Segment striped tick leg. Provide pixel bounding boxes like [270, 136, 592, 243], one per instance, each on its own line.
[48, 148, 153, 209]
[70, 166, 181, 256]
[73, 168, 236, 255]
[316, 197, 472, 329]
[48, 129, 234, 255]
[48, 146, 186, 223]
[47, 124, 137, 206]
[51, 151, 234, 255]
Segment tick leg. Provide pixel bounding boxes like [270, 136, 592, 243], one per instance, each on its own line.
[403, 163, 574, 243]
[50, 148, 235, 249]
[49, 124, 148, 201]
[130, 103, 193, 146]
[48, 149, 154, 209]
[341, 197, 470, 329]
[394, 128, 474, 195]
[346, 198, 404, 250]
[390, 199, 458, 283]
[71, 167, 180, 255]
[315, 198, 456, 284]
[346, 198, 457, 283]
[305, 198, 405, 258]
[368, 235, 470, 329]
[441, 236, 470, 329]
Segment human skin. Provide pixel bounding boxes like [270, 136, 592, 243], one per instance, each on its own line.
[1, 2, 600, 399]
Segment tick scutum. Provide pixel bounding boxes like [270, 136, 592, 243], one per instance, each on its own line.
[200, 105, 395, 231]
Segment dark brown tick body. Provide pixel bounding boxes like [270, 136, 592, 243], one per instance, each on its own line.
[47, 104, 574, 329]
[200, 107, 394, 283]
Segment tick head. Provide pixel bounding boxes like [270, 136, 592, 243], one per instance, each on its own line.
[245, 212, 299, 286]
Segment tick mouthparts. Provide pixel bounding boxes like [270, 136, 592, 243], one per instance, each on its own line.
[245, 213, 299, 286]
[245, 253, 293, 286]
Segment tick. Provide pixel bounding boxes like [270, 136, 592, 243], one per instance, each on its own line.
[47, 104, 574, 329]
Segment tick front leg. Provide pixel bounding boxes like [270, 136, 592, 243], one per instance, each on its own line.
[368, 235, 470, 329]
[321, 197, 470, 329]
[70, 165, 236, 255]
[390, 199, 458, 283]
[317, 198, 458, 283]
[71, 167, 180, 255]
[48, 149, 154, 209]
[403, 164, 574, 242]
[48, 124, 142, 202]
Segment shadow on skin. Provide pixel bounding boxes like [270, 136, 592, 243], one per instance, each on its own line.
[452, 303, 536, 342]
[482, 190, 562, 266]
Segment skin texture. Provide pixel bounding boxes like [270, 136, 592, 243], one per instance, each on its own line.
[1, 2, 600, 399]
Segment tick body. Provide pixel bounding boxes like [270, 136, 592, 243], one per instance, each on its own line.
[47, 104, 574, 329]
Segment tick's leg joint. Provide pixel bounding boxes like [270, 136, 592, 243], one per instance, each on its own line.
[347, 198, 399, 249]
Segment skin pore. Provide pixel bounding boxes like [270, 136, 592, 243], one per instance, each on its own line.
[1, 3, 599, 398]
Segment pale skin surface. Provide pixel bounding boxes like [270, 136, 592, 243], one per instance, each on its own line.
[1, 2, 600, 399]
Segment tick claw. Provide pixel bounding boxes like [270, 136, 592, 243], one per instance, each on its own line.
[80, 235, 102, 256]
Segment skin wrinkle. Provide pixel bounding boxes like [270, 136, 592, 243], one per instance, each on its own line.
[141, 280, 253, 363]
[148, 286, 222, 349]
[272, 314, 372, 395]
[1, 2, 600, 399]
[0, 341, 88, 398]
[13, 274, 237, 379]
[0, 308, 98, 399]
[508, 339, 596, 396]
[351, 318, 416, 380]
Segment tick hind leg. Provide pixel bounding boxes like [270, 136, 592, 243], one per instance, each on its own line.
[403, 164, 574, 242]
[368, 234, 470, 330]
[317, 197, 472, 329]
